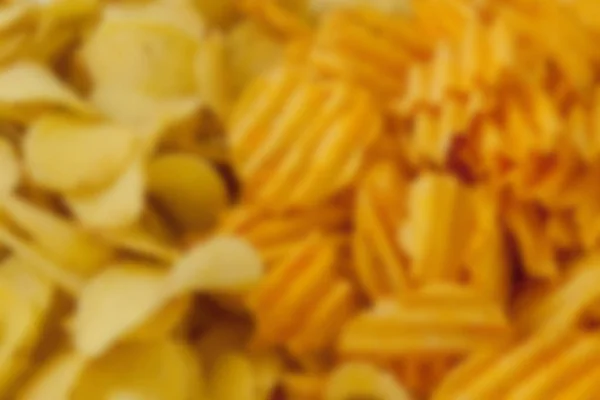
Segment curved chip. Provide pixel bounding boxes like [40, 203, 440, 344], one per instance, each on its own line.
[0, 195, 114, 276]
[208, 352, 255, 400]
[325, 362, 413, 400]
[71, 340, 204, 400]
[147, 153, 228, 231]
[66, 162, 145, 230]
[166, 236, 263, 295]
[24, 114, 137, 194]
[0, 260, 53, 394]
[0, 137, 20, 197]
[18, 352, 88, 400]
[0, 62, 92, 118]
[81, 5, 200, 98]
[71, 264, 169, 356]
[90, 87, 202, 154]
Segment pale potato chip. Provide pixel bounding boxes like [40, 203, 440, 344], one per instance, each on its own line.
[166, 235, 263, 295]
[71, 264, 169, 356]
[0, 62, 92, 118]
[0, 256, 53, 310]
[0, 263, 53, 394]
[98, 225, 179, 264]
[0, 137, 20, 197]
[147, 153, 228, 231]
[225, 21, 283, 95]
[105, 0, 204, 39]
[0, 195, 114, 275]
[24, 114, 137, 194]
[17, 352, 88, 400]
[71, 340, 204, 400]
[81, 4, 200, 97]
[0, 2, 37, 33]
[0, 226, 84, 294]
[126, 294, 190, 341]
[325, 362, 413, 400]
[208, 352, 255, 400]
[189, 0, 237, 27]
[66, 162, 146, 230]
[195, 32, 231, 119]
[91, 87, 202, 153]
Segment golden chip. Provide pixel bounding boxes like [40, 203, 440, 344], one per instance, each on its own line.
[71, 340, 204, 400]
[147, 153, 228, 231]
[325, 362, 412, 400]
[0, 137, 20, 197]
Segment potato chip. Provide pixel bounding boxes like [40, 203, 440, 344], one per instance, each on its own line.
[310, 0, 410, 14]
[98, 225, 179, 264]
[147, 153, 228, 231]
[0, 195, 114, 275]
[0, 226, 84, 294]
[189, 0, 237, 27]
[90, 87, 203, 154]
[71, 340, 203, 400]
[81, 3, 200, 97]
[17, 352, 88, 400]
[126, 294, 190, 341]
[325, 362, 412, 400]
[66, 161, 145, 230]
[225, 21, 284, 96]
[167, 235, 263, 295]
[24, 114, 137, 194]
[208, 352, 255, 400]
[195, 32, 231, 119]
[0, 137, 20, 197]
[71, 264, 170, 356]
[0, 260, 53, 394]
[0, 62, 92, 118]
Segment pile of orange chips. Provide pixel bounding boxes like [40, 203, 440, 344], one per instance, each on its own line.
[2, 0, 600, 398]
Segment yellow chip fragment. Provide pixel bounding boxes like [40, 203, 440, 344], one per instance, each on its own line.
[0, 257, 53, 394]
[325, 362, 413, 400]
[0, 137, 20, 197]
[66, 162, 146, 230]
[71, 264, 169, 356]
[18, 352, 88, 400]
[147, 153, 228, 231]
[0, 62, 91, 118]
[0, 195, 114, 276]
[72, 340, 203, 400]
[167, 236, 264, 295]
[208, 352, 255, 400]
[24, 114, 137, 194]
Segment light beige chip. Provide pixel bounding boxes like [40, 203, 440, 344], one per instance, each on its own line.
[98, 225, 179, 264]
[1, 195, 114, 276]
[91, 87, 202, 154]
[325, 362, 413, 400]
[71, 340, 204, 400]
[66, 162, 146, 230]
[167, 236, 263, 295]
[147, 153, 228, 231]
[0, 137, 20, 197]
[18, 352, 88, 400]
[0, 62, 92, 119]
[195, 32, 231, 119]
[24, 114, 137, 194]
[81, 4, 200, 98]
[71, 264, 169, 356]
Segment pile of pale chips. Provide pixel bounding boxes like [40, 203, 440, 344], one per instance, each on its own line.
[3, 0, 600, 398]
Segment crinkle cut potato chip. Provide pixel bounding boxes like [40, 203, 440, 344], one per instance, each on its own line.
[9, 0, 600, 399]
